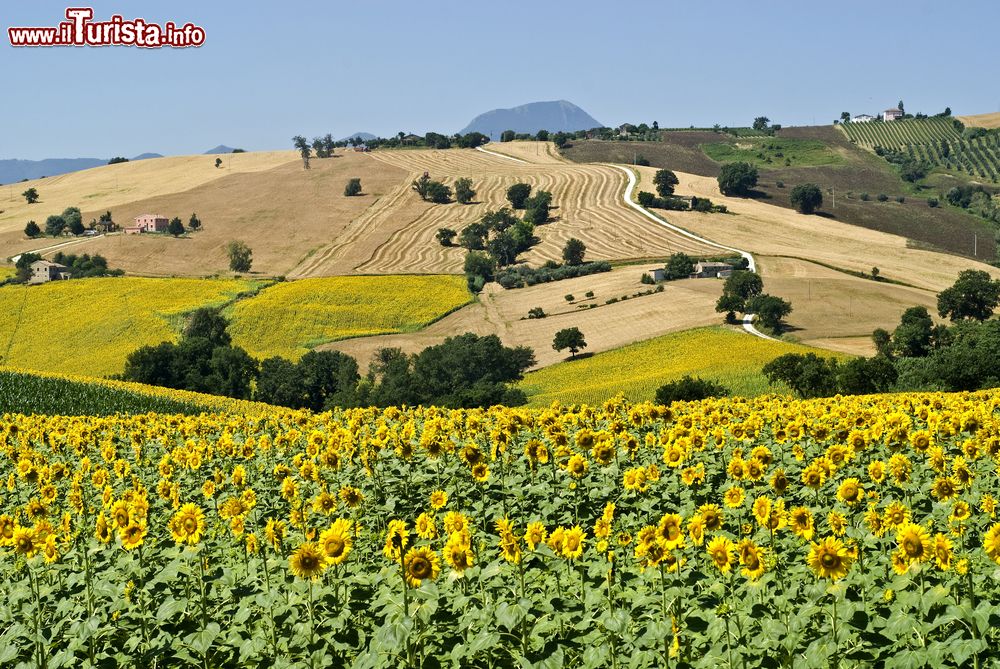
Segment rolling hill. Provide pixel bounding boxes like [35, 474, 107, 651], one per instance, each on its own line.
[459, 100, 602, 137]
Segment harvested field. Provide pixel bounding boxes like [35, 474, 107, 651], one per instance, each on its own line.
[320, 265, 724, 371]
[958, 112, 1000, 129]
[754, 256, 939, 356]
[633, 166, 1000, 293]
[479, 141, 569, 164]
[293, 146, 721, 276]
[6, 152, 409, 278]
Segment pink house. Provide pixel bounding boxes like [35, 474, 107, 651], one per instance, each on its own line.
[125, 214, 169, 234]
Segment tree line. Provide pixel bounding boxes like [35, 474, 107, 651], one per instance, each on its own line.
[121, 308, 536, 409]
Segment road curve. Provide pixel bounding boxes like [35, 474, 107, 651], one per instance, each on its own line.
[610, 165, 775, 341]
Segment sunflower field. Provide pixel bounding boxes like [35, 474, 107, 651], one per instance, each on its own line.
[2, 391, 1000, 668]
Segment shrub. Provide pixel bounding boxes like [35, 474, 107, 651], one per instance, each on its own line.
[344, 178, 362, 196]
[790, 183, 823, 214]
[860, 192, 870, 201]
[775, 181, 784, 188]
[654, 376, 729, 404]
[425, 181, 452, 204]
[635, 155, 650, 167]
[927, 197, 939, 208]
[717, 162, 758, 196]
[435, 228, 456, 246]
[564, 294, 574, 302]
[896, 196, 906, 204]
[877, 193, 889, 202]
[640, 273, 655, 285]
[527, 307, 546, 319]
[585, 291, 594, 299]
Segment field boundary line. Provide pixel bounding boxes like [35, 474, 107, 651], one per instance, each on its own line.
[475, 146, 529, 164]
[609, 164, 775, 341]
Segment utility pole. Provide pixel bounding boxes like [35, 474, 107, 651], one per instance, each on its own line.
[974, 234, 978, 257]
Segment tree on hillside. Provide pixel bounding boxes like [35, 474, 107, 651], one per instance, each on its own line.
[214, 158, 223, 169]
[840, 112, 851, 123]
[45, 215, 66, 237]
[425, 181, 452, 204]
[436, 228, 456, 246]
[562, 238, 586, 266]
[463, 251, 496, 292]
[344, 178, 362, 196]
[746, 294, 792, 331]
[937, 269, 1000, 322]
[653, 169, 679, 197]
[553, 327, 587, 359]
[69, 218, 86, 236]
[454, 178, 476, 204]
[227, 240, 253, 273]
[62, 207, 82, 231]
[891, 306, 934, 357]
[523, 190, 552, 225]
[24, 221, 40, 238]
[14, 253, 42, 282]
[717, 162, 759, 197]
[664, 252, 695, 280]
[655, 376, 729, 404]
[790, 183, 823, 214]
[168, 217, 185, 237]
[22, 188, 38, 204]
[412, 172, 432, 200]
[752, 116, 771, 132]
[189, 213, 202, 230]
[715, 271, 763, 320]
[185, 308, 232, 347]
[762, 353, 839, 399]
[292, 135, 311, 169]
[506, 183, 532, 210]
[500, 130, 515, 143]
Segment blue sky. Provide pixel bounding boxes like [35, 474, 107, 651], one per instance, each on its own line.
[2, 0, 998, 159]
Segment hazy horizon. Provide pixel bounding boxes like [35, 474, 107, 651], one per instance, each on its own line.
[2, 0, 998, 160]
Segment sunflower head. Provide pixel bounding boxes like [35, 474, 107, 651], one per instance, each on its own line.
[404, 546, 441, 587]
[806, 536, 854, 580]
[289, 542, 327, 580]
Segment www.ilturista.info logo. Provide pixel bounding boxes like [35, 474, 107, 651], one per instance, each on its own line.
[8, 7, 205, 48]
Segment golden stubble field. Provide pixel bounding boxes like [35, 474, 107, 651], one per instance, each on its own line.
[957, 112, 1000, 129]
[321, 264, 724, 371]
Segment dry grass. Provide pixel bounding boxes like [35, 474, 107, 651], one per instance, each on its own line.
[634, 166, 1000, 293]
[321, 265, 723, 372]
[5, 152, 410, 278]
[957, 112, 1000, 129]
[480, 141, 569, 164]
[755, 256, 940, 355]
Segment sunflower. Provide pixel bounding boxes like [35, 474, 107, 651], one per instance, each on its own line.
[806, 536, 854, 580]
[982, 523, 1000, 564]
[890, 549, 912, 575]
[12, 526, 37, 557]
[471, 463, 490, 483]
[868, 460, 886, 484]
[863, 505, 887, 537]
[883, 501, 910, 529]
[687, 515, 706, 546]
[120, 522, 147, 551]
[727, 457, 746, 481]
[561, 526, 586, 560]
[383, 520, 409, 561]
[981, 494, 997, 518]
[0, 515, 14, 547]
[429, 490, 448, 510]
[547, 526, 566, 554]
[401, 546, 440, 587]
[312, 491, 338, 515]
[657, 514, 685, 550]
[289, 542, 327, 580]
[706, 536, 735, 574]
[442, 511, 469, 535]
[737, 539, 766, 580]
[836, 478, 864, 506]
[752, 497, 771, 527]
[827, 511, 846, 537]
[168, 503, 206, 546]
[931, 477, 958, 502]
[591, 441, 615, 467]
[444, 534, 474, 573]
[95, 512, 113, 544]
[698, 504, 724, 533]
[338, 486, 364, 508]
[950, 500, 971, 524]
[623, 467, 647, 492]
[932, 533, 953, 571]
[801, 462, 826, 490]
[110, 500, 131, 530]
[319, 519, 353, 566]
[662, 444, 686, 468]
[789, 506, 814, 541]
[415, 513, 437, 540]
[723, 487, 745, 509]
[896, 523, 931, 562]
[566, 454, 588, 479]
[770, 469, 788, 495]
[499, 533, 522, 564]
[266, 519, 287, 551]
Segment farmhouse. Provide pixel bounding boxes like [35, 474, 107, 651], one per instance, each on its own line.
[648, 268, 666, 282]
[28, 260, 70, 284]
[125, 214, 168, 234]
[852, 114, 875, 123]
[690, 262, 733, 279]
[883, 108, 904, 122]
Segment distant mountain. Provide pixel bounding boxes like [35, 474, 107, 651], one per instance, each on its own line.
[0, 158, 106, 184]
[132, 152, 163, 161]
[204, 145, 237, 154]
[459, 100, 603, 138]
[340, 132, 376, 142]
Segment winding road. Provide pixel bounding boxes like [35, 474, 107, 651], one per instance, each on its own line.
[475, 145, 773, 340]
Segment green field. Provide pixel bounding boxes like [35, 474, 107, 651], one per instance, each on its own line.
[702, 137, 844, 168]
[518, 327, 843, 406]
[0, 368, 279, 415]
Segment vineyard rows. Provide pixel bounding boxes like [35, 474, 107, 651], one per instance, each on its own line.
[840, 118, 1000, 182]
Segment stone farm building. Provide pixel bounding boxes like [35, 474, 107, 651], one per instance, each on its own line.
[691, 262, 733, 279]
[883, 108, 904, 122]
[125, 214, 168, 234]
[28, 260, 70, 284]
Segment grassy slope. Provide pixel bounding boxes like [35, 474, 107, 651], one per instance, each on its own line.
[227, 275, 472, 360]
[0, 277, 253, 376]
[0, 367, 280, 415]
[518, 327, 841, 406]
[561, 127, 996, 260]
